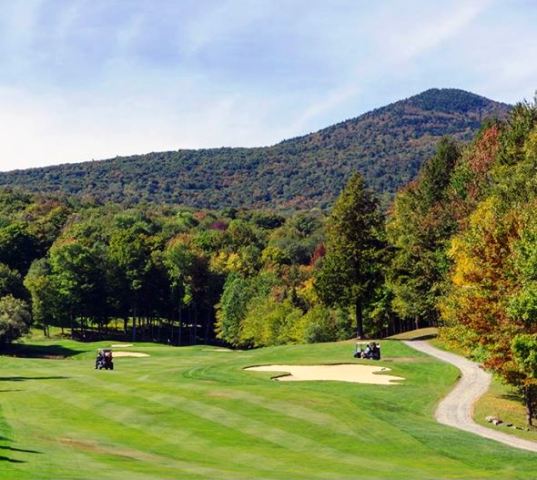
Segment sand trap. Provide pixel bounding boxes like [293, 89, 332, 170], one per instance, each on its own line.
[111, 344, 133, 348]
[113, 351, 149, 358]
[244, 364, 404, 385]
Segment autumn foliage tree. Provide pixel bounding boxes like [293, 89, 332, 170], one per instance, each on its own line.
[440, 100, 537, 426]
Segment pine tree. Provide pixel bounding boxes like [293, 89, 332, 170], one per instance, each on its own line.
[315, 173, 383, 338]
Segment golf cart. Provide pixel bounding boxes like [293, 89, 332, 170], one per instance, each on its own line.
[354, 341, 381, 360]
[95, 348, 114, 370]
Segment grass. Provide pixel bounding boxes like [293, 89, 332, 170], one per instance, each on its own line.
[387, 327, 438, 341]
[474, 376, 537, 442]
[0, 337, 536, 479]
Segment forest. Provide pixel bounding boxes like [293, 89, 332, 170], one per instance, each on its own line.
[0, 89, 509, 209]
[0, 96, 536, 424]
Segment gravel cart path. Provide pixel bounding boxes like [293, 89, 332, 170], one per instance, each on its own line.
[404, 340, 537, 453]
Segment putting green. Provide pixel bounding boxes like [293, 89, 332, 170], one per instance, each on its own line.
[0, 339, 535, 479]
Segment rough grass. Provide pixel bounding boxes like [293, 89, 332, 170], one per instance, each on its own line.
[0, 338, 536, 479]
[474, 376, 537, 442]
[387, 327, 438, 341]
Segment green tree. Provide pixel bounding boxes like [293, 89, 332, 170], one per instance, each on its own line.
[163, 238, 197, 343]
[0, 295, 31, 344]
[216, 272, 277, 346]
[0, 222, 37, 274]
[314, 173, 383, 338]
[0, 262, 25, 299]
[511, 334, 537, 426]
[24, 258, 56, 336]
[107, 219, 154, 338]
[49, 240, 105, 334]
[240, 297, 302, 347]
[387, 139, 460, 329]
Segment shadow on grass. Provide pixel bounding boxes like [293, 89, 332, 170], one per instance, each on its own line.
[0, 433, 40, 464]
[0, 455, 25, 463]
[0, 343, 81, 359]
[0, 376, 69, 382]
[387, 334, 438, 341]
[0, 445, 40, 454]
[500, 391, 524, 402]
[406, 334, 438, 341]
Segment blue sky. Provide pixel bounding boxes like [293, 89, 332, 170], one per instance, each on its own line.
[0, 0, 536, 170]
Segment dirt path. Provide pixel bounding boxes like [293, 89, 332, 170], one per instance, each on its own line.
[404, 340, 537, 453]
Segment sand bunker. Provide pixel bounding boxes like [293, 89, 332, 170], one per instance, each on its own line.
[113, 351, 149, 358]
[111, 343, 133, 348]
[244, 364, 404, 385]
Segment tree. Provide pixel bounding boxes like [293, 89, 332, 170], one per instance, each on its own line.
[418, 137, 460, 206]
[0, 222, 37, 274]
[163, 238, 197, 343]
[0, 295, 31, 344]
[0, 262, 25, 299]
[49, 240, 105, 334]
[386, 139, 460, 329]
[215, 274, 252, 346]
[107, 218, 154, 338]
[511, 334, 537, 426]
[314, 173, 383, 338]
[215, 272, 277, 346]
[240, 296, 302, 347]
[24, 258, 56, 336]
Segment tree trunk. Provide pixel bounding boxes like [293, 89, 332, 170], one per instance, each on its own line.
[192, 307, 197, 345]
[178, 307, 182, 346]
[204, 310, 210, 344]
[525, 386, 535, 427]
[132, 313, 137, 342]
[355, 300, 364, 339]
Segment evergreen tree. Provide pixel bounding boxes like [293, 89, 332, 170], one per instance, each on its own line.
[314, 173, 383, 338]
[387, 138, 460, 328]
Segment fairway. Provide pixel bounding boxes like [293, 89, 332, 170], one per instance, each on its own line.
[1, 339, 535, 480]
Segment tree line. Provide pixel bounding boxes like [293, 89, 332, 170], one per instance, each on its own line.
[385, 99, 537, 426]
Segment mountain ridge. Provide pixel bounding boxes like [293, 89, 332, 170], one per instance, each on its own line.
[0, 88, 511, 209]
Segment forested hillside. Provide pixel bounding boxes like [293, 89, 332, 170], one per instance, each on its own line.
[0, 89, 509, 209]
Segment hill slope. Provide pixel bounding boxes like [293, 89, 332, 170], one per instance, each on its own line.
[0, 88, 510, 209]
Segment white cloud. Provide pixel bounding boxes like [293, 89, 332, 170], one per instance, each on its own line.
[0, 82, 295, 171]
[0, 0, 535, 171]
[375, 0, 492, 65]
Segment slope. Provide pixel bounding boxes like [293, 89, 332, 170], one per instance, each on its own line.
[0, 89, 510, 209]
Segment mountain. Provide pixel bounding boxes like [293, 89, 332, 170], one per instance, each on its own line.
[0, 88, 510, 209]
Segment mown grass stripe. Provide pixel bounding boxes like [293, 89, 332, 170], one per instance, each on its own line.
[7, 378, 331, 480]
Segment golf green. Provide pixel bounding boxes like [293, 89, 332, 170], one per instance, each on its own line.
[1, 339, 535, 479]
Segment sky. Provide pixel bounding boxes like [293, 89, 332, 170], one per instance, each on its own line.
[0, 0, 536, 171]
